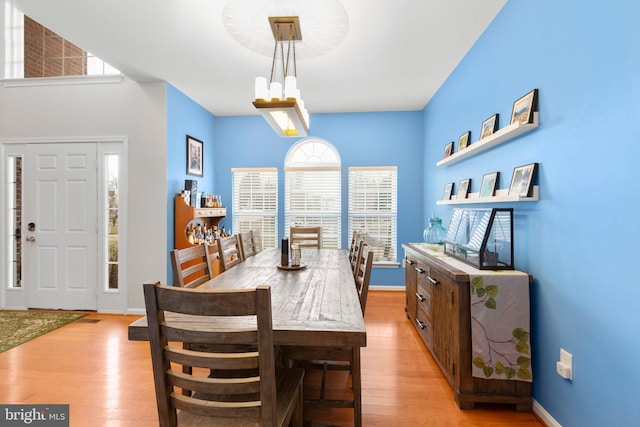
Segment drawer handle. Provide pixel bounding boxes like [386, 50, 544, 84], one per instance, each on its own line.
[415, 292, 425, 302]
[416, 319, 426, 330]
[427, 276, 439, 286]
[414, 267, 425, 274]
[406, 259, 415, 266]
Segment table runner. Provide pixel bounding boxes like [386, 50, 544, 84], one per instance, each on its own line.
[468, 271, 531, 382]
[418, 247, 532, 382]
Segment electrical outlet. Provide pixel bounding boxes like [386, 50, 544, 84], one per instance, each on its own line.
[557, 348, 573, 380]
[560, 348, 572, 367]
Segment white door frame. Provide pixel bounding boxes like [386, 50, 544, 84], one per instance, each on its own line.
[0, 136, 128, 313]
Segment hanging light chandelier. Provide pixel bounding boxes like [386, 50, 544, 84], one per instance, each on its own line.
[253, 16, 310, 137]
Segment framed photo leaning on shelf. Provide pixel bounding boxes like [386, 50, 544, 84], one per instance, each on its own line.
[508, 162, 538, 197]
[186, 135, 204, 177]
[458, 178, 471, 199]
[458, 131, 471, 150]
[510, 89, 538, 125]
[480, 114, 499, 139]
[442, 182, 454, 200]
[443, 141, 454, 158]
[479, 172, 499, 197]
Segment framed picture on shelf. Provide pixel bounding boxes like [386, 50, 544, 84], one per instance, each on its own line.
[510, 89, 538, 125]
[458, 131, 471, 150]
[186, 135, 204, 177]
[457, 178, 471, 199]
[479, 172, 499, 197]
[480, 114, 499, 139]
[442, 182, 454, 200]
[443, 141, 454, 158]
[508, 162, 538, 197]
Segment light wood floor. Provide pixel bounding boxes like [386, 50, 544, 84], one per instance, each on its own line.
[0, 291, 544, 426]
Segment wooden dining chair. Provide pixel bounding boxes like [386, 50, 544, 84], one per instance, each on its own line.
[204, 243, 222, 277]
[239, 230, 258, 259]
[348, 231, 360, 264]
[217, 234, 244, 272]
[354, 244, 374, 314]
[143, 281, 304, 427]
[169, 245, 211, 289]
[282, 244, 374, 422]
[290, 226, 321, 248]
[350, 238, 364, 278]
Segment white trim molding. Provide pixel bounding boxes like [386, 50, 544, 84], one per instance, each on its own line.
[1, 74, 123, 88]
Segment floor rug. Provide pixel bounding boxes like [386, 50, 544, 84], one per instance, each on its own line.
[0, 310, 87, 352]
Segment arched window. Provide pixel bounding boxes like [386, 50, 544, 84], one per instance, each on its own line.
[284, 138, 341, 248]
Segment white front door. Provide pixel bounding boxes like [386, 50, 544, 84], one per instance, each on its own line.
[24, 143, 98, 310]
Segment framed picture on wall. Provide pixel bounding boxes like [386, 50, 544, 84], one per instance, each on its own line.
[510, 89, 538, 125]
[443, 141, 454, 158]
[186, 135, 204, 177]
[457, 178, 471, 199]
[480, 114, 499, 139]
[508, 162, 538, 197]
[442, 182, 454, 200]
[458, 131, 471, 150]
[479, 172, 499, 197]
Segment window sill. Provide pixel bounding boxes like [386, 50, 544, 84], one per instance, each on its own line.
[373, 261, 400, 268]
[1, 74, 123, 88]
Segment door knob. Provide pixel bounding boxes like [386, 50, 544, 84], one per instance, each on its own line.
[26, 236, 36, 242]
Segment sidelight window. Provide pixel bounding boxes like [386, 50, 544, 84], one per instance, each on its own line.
[6, 155, 22, 288]
[104, 154, 119, 290]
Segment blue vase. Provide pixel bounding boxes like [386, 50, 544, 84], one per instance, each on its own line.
[424, 214, 446, 245]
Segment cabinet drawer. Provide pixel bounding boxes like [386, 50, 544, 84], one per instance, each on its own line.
[415, 305, 433, 350]
[194, 207, 226, 218]
[415, 282, 431, 321]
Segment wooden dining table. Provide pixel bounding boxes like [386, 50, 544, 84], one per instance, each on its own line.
[128, 247, 367, 426]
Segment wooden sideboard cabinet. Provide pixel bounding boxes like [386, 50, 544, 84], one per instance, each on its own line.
[174, 195, 226, 250]
[403, 243, 532, 411]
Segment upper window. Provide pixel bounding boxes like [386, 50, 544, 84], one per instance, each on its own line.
[3, 7, 119, 79]
[232, 168, 278, 250]
[285, 139, 341, 248]
[349, 166, 398, 265]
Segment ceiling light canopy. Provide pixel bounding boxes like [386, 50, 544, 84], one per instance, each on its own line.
[222, 0, 348, 60]
[253, 16, 309, 137]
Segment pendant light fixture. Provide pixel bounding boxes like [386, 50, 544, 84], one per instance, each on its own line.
[253, 16, 310, 137]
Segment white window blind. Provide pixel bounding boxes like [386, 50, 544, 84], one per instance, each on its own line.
[232, 168, 278, 250]
[349, 166, 398, 264]
[285, 168, 341, 248]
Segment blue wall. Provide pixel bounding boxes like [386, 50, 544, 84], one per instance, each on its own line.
[423, 1, 640, 425]
[212, 111, 424, 286]
[166, 84, 217, 283]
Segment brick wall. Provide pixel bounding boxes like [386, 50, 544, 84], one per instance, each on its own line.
[24, 16, 87, 77]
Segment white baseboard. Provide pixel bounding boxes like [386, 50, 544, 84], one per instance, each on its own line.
[533, 399, 561, 427]
[370, 285, 405, 291]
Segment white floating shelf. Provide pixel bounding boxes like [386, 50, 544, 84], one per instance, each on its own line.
[437, 186, 539, 205]
[436, 112, 539, 167]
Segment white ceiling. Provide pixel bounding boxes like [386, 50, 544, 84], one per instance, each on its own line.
[12, 0, 507, 117]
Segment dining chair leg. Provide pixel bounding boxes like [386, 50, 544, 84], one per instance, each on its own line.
[352, 346, 362, 427]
